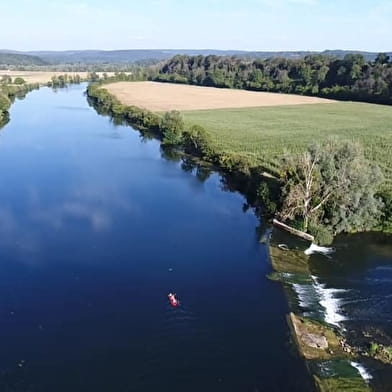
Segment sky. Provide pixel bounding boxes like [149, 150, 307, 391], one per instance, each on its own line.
[1, 0, 391, 52]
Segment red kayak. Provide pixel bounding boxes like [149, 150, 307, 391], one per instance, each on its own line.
[168, 293, 179, 307]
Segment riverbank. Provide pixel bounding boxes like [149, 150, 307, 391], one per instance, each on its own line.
[86, 80, 392, 238]
[101, 81, 392, 187]
[0, 82, 40, 124]
[86, 81, 280, 213]
[0, 71, 117, 86]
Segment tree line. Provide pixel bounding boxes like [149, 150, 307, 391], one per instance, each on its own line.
[153, 53, 392, 105]
[279, 140, 388, 244]
[0, 77, 39, 124]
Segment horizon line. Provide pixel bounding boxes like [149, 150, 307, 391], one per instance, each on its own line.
[1, 48, 391, 54]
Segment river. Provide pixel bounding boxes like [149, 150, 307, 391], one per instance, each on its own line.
[1, 84, 391, 392]
[0, 84, 313, 391]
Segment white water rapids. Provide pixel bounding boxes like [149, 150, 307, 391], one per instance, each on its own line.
[351, 361, 373, 381]
[304, 243, 335, 256]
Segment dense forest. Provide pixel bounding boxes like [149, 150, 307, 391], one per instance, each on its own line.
[2, 49, 392, 65]
[154, 53, 392, 105]
[0, 53, 48, 66]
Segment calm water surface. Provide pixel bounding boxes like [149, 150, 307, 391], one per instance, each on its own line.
[0, 85, 312, 391]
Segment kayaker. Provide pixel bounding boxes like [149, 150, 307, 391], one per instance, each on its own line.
[168, 293, 179, 307]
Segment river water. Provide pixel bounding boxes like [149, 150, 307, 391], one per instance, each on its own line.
[0, 85, 313, 391]
[2, 84, 391, 392]
[310, 233, 392, 391]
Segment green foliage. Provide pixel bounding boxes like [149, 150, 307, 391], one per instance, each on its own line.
[88, 72, 100, 82]
[279, 140, 384, 240]
[308, 222, 334, 245]
[0, 93, 11, 113]
[0, 93, 10, 122]
[87, 84, 163, 135]
[256, 182, 277, 215]
[0, 82, 39, 126]
[368, 342, 392, 364]
[0, 75, 12, 84]
[378, 190, 392, 232]
[183, 103, 392, 187]
[111, 102, 126, 116]
[0, 53, 47, 66]
[215, 152, 251, 175]
[160, 111, 184, 146]
[182, 124, 213, 157]
[46, 74, 82, 88]
[88, 82, 392, 235]
[369, 342, 379, 355]
[375, 53, 390, 65]
[155, 53, 392, 105]
[13, 77, 26, 85]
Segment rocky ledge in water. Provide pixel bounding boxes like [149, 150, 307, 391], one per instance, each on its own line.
[288, 313, 371, 392]
[268, 243, 310, 275]
[288, 313, 350, 360]
[268, 235, 372, 391]
[365, 342, 392, 364]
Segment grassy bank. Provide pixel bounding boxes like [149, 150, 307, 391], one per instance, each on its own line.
[87, 81, 392, 232]
[0, 82, 40, 124]
[183, 103, 392, 185]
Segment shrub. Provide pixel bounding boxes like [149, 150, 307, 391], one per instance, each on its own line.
[160, 111, 184, 146]
[111, 103, 126, 116]
[0, 93, 11, 112]
[13, 77, 26, 85]
[182, 125, 213, 157]
[256, 182, 277, 214]
[378, 190, 392, 232]
[308, 222, 334, 245]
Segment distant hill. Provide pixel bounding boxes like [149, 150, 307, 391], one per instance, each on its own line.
[23, 50, 261, 64]
[1, 49, 391, 65]
[322, 49, 392, 60]
[26, 49, 392, 64]
[0, 52, 48, 66]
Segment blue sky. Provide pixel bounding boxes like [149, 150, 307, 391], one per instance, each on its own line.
[1, 0, 391, 51]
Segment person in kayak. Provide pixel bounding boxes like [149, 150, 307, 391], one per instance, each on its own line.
[168, 293, 179, 307]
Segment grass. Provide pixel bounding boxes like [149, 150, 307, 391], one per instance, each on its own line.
[182, 102, 392, 185]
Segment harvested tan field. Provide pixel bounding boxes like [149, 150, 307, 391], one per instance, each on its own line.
[105, 81, 335, 111]
[0, 71, 115, 84]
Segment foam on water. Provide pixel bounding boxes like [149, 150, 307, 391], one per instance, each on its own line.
[350, 361, 373, 381]
[304, 243, 335, 256]
[292, 283, 317, 309]
[312, 276, 347, 327]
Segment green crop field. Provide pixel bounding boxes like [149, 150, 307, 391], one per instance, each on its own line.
[182, 102, 392, 186]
